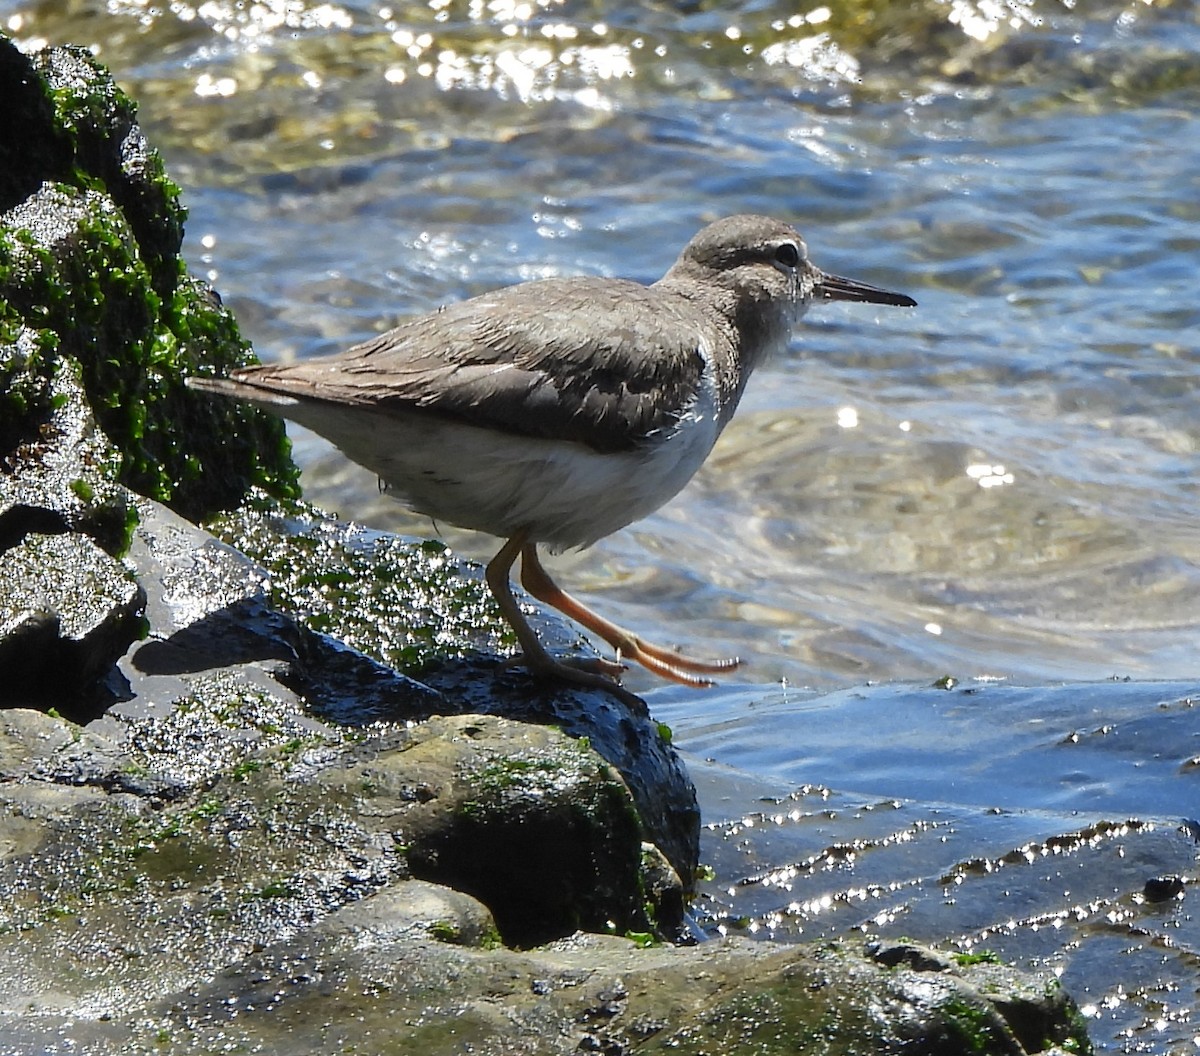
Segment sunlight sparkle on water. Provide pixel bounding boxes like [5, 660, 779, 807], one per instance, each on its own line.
[761, 32, 860, 85]
[194, 73, 237, 96]
[392, 29, 434, 56]
[425, 36, 631, 105]
[946, 0, 1043, 43]
[966, 462, 1014, 488]
[172, 0, 354, 40]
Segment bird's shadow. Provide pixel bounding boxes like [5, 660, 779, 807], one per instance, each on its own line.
[128, 595, 445, 725]
[126, 594, 628, 731]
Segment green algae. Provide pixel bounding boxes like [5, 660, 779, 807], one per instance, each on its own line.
[0, 323, 56, 448]
[29, 40, 184, 294]
[0, 34, 299, 524]
[209, 492, 509, 676]
[939, 996, 1006, 1054]
[954, 949, 1003, 967]
[0, 182, 299, 522]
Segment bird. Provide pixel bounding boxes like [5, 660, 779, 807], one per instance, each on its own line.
[188, 214, 916, 701]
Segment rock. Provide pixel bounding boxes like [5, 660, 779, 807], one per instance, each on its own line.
[1142, 874, 1184, 902]
[0, 324, 54, 462]
[0, 353, 144, 717]
[30, 41, 185, 295]
[867, 940, 1088, 1056]
[113, 496, 689, 940]
[0, 531, 144, 714]
[0, 34, 299, 525]
[0, 352, 132, 557]
[0, 29, 297, 711]
[0, 38, 72, 211]
[385, 714, 649, 945]
[0, 178, 298, 524]
[206, 496, 702, 886]
[0, 703, 1092, 1055]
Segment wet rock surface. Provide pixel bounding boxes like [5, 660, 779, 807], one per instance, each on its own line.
[0, 29, 1092, 1056]
[0, 529, 144, 710]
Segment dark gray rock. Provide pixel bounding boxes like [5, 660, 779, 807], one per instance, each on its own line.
[0, 531, 144, 714]
[0, 352, 132, 557]
[0, 36, 73, 211]
[385, 714, 649, 945]
[0, 350, 138, 716]
[0, 707, 1090, 1056]
[206, 497, 703, 886]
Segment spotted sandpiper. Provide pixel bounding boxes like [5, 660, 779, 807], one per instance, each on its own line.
[189, 215, 915, 699]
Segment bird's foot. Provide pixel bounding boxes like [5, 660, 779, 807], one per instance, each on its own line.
[501, 650, 645, 713]
[561, 654, 628, 680]
[499, 652, 625, 680]
[516, 541, 741, 690]
[611, 635, 742, 688]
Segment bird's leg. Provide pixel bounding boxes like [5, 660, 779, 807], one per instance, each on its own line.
[519, 542, 741, 688]
[486, 531, 642, 706]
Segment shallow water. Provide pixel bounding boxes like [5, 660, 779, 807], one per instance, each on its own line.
[5, 0, 1200, 1049]
[652, 678, 1200, 1054]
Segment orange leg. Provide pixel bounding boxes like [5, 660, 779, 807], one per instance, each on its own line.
[485, 531, 643, 707]
[519, 541, 741, 688]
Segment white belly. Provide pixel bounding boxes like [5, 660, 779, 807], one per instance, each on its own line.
[285, 385, 723, 550]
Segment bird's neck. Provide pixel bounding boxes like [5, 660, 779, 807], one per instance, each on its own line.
[654, 271, 794, 426]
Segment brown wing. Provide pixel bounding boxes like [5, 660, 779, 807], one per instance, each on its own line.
[224, 277, 709, 454]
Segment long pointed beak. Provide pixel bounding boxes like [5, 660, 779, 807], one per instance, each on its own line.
[817, 272, 917, 308]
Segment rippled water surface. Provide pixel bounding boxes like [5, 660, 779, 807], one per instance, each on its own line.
[5, 0, 1199, 1049]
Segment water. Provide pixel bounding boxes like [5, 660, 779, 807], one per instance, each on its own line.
[652, 678, 1200, 1053]
[5, 0, 1200, 1049]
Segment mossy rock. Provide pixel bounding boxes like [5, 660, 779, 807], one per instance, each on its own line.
[0, 33, 299, 525]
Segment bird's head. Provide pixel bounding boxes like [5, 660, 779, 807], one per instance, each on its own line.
[664, 213, 916, 326]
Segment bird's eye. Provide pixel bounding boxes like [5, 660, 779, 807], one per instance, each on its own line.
[773, 242, 802, 269]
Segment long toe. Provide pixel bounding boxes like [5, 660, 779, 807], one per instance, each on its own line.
[508, 650, 646, 712]
[630, 647, 721, 688]
[561, 655, 628, 680]
[623, 636, 742, 679]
